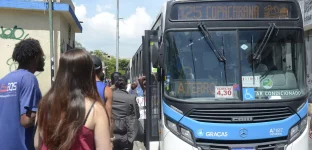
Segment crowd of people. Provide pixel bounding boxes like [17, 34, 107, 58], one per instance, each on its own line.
[2, 38, 311, 150]
[0, 38, 145, 150]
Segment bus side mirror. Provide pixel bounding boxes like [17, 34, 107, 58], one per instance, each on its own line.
[158, 43, 164, 68]
[151, 42, 159, 68]
[151, 43, 164, 69]
[148, 30, 163, 69]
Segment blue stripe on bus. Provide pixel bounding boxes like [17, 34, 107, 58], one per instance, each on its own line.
[297, 101, 308, 118]
[163, 101, 184, 121]
[163, 100, 307, 140]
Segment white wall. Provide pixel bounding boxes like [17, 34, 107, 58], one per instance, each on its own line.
[0, 9, 69, 95]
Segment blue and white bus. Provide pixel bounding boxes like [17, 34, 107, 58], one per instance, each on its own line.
[130, 0, 309, 149]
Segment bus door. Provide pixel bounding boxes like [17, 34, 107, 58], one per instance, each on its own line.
[142, 30, 161, 150]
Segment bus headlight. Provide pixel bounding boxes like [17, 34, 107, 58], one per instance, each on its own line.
[288, 116, 307, 143]
[167, 119, 178, 134]
[299, 117, 307, 130]
[165, 117, 195, 145]
[181, 127, 194, 143]
[289, 125, 298, 138]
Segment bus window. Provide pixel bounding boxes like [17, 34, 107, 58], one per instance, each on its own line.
[239, 29, 307, 99]
[131, 58, 135, 81]
[164, 30, 239, 100]
[140, 51, 143, 75]
[136, 53, 139, 77]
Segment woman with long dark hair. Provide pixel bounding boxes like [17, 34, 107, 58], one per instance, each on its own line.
[34, 49, 112, 150]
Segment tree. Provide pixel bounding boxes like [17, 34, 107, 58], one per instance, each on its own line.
[105, 57, 116, 78]
[88, 50, 130, 78]
[104, 57, 129, 77]
[119, 59, 130, 75]
[90, 50, 104, 59]
[75, 41, 86, 50]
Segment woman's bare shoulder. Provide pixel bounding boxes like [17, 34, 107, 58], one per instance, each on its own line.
[87, 99, 105, 116]
[93, 102, 105, 111]
[84, 98, 104, 112]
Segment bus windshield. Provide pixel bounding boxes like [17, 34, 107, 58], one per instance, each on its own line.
[164, 29, 307, 101]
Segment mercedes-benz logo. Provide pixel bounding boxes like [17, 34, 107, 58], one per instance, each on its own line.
[239, 128, 248, 138]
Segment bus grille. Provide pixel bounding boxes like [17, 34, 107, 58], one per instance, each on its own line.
[187, 107, 294, 123]
[196, 137, 288, 150]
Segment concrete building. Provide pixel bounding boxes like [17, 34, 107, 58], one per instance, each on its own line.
[0, 0, 82, 94]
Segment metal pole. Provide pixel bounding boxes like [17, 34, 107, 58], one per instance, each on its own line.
[49, 0, 54, 84]
[116, 0, 119, 72]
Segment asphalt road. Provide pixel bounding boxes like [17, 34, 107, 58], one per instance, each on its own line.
[133, 141, 146, 150]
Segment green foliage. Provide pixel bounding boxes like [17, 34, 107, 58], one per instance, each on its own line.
[90, 50, 104, 58]
[75, 42, 129, 78]
[105, 57, 116, 77]
[118, 59, 129, 75]
[75, 41, 86, 50]
[89, 50, 130, 78]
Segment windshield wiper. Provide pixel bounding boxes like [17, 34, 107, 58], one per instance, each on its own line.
[253, 23, 277, 60]
[251, 35, 256, 85]
[221, 36, 228, 85]
[198, 22, 226, 62]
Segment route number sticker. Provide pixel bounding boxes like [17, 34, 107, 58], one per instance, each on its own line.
[242, 76, 260, 87]
[215, 86, 233, 98]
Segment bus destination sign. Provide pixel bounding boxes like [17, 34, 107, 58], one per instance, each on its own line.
[174, 79, 217, 97]
[171, 2, 295, 20]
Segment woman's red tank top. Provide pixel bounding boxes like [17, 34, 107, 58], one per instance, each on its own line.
[41, 101, 96, 150]
[41, 126, 95, 150]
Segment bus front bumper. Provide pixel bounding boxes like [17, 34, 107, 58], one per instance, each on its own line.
[285, 122, 309, 150]
[162, 122, 309, 150]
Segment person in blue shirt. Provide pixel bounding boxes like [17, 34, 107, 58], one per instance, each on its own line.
[90, 55, 114, 139]
[126, 81, 138, 95]
[0, 38, 45, 150]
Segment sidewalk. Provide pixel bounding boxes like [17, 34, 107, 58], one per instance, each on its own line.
[133, 119, 146, 150]
[133, 141, 146, 150]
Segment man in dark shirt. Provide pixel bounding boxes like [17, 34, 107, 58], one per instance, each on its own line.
[112, 75, 140, 150]
[110, 72, 121, 91]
